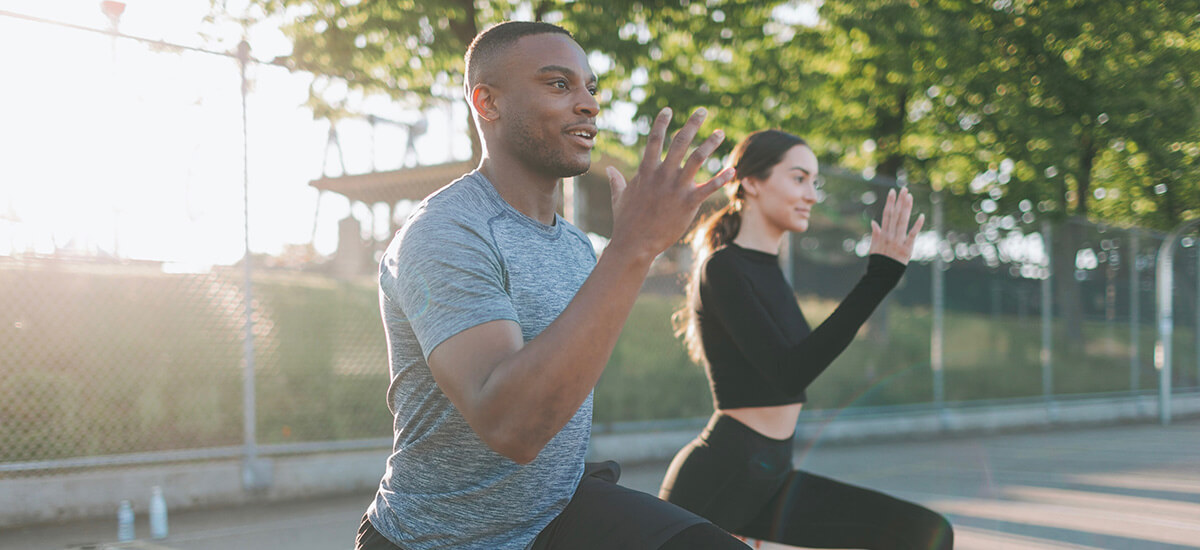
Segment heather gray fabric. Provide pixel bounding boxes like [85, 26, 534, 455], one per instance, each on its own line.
[367, 171, 597, 550]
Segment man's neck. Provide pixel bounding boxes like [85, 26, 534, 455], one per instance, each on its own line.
[477, 156, 561, 225]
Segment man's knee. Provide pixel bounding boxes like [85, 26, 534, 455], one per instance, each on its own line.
[914, 507, 954, 550]
[931, 513, 954, 550]
[658, 522, 748, 550]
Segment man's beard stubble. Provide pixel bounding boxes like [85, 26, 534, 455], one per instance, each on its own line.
[507, 116, 591, 179]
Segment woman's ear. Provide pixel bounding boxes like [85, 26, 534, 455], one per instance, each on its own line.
[470, 85, 499, 122]
[740, 177, 761, 198]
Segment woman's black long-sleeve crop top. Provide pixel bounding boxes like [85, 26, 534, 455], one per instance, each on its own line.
[694, 243, 906, 409]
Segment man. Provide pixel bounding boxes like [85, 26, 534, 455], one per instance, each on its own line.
[356, 21, 747, 550]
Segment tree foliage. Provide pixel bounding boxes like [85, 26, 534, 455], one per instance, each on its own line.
[244, 0, 1200, 231]
[933, 0, 1200, 230]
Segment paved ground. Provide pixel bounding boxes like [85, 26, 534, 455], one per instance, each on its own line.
[3, 419, 1199, 550]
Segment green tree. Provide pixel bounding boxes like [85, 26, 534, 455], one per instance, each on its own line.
[243, 0, 1200, 350]
[926, 0, 1200, 346]
[243, 0, 793, 164]
[939, 0, 1200, 222]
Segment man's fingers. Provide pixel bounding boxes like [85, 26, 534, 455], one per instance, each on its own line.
[662, 108, 708, 170]
[694, 166, 736, 199]
[638, 108, 672, 176]
[606, 166, 627, 200]
[680, 129, 725, 181]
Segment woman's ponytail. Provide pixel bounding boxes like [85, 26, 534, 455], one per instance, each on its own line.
[673, 201, 742, 364]
[672, 129, 807, 366]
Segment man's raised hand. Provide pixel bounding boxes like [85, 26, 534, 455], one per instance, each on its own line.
[606, 107, 735, 259]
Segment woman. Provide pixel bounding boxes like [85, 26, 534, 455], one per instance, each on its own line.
[659, 129, 953, 549]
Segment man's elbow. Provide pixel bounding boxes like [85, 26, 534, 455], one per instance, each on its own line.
[494, 444, 540, 465]
[478, 423, 547, 465]
[462, 391, 560, 464]
[472, 413, 556, 463]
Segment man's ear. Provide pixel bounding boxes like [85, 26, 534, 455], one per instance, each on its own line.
[470, 85, 499, 122]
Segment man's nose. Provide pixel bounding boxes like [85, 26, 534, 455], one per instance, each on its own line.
[576, 90, 599, 117]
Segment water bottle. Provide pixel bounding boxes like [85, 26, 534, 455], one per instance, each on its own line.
[149, 485, 169, 539]
[117, 499, 135, 541]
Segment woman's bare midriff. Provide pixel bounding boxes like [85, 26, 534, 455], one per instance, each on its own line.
[720, 402, 804, 440]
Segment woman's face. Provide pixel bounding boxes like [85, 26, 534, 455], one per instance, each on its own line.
[743, 144, 820, 233]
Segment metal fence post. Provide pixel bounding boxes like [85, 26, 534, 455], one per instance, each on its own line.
[238, 39, 270, 490]
[1154, 218, 1200, 425]
[1041, 220, 1054, 409]
[1130, 231, 1140, 395]
[1156, 237, 1174, 426]
[931, 192, 945, 414]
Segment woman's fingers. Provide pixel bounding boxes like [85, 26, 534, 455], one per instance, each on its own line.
[880, 189, 897, 237]
[889, 188, 903, 237]
[869, 188, 924, 263]
[895, 188, 914, 238]
[905, 213, 926, 249]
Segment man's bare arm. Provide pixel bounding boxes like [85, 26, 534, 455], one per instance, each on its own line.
[428, 108, 733, 463]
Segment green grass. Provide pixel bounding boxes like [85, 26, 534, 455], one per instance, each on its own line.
[1, 263, 1196, 463]
[595, 292, 1200, 423]
[594, 296, 712, 424]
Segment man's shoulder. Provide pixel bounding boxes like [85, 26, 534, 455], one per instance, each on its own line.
[418, 172, 501, 221]
[398, 173, 502, 238]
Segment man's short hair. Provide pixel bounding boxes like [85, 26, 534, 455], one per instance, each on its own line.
[464, 21, 573, 94]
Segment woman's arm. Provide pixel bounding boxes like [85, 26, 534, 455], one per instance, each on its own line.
[704, 253, 903, 394]
[705, 187, 922, 394]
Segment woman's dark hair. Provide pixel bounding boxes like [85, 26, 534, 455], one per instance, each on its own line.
[673, 129, 808, 364]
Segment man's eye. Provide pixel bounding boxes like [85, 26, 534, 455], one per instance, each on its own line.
[553, 80, 568, 89]
[588, 88, 598, 96]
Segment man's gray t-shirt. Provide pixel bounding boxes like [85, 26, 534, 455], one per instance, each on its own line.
[368, 171, 597, 550]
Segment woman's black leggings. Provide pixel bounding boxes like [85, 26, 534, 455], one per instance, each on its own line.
[660, 413, 953, 550]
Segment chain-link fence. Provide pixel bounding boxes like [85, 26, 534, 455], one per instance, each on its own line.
[591, 167, 1200, 426]
[0, 261, 389, 464]
[0, 11, 399, 480]
[3, 9, 1199, 481]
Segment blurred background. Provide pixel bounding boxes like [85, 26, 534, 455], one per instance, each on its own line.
[2, 0, 1199, 542]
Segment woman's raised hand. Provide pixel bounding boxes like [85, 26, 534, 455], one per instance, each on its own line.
[869, 187, 924, 265]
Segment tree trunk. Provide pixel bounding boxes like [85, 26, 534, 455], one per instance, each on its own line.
[866, 85, 909, 346]
[448, 0, 480, 163]
[1054, 134, 1098, 355]
[1053, 218, 1084, 355]
[1076, 130, 1094, 216]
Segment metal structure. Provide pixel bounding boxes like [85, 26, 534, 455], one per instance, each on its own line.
[2, 7, 1198, 488]
[1155, 218, 1200, 425]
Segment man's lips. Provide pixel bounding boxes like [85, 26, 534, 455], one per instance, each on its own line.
[565, 124, 597, 148]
